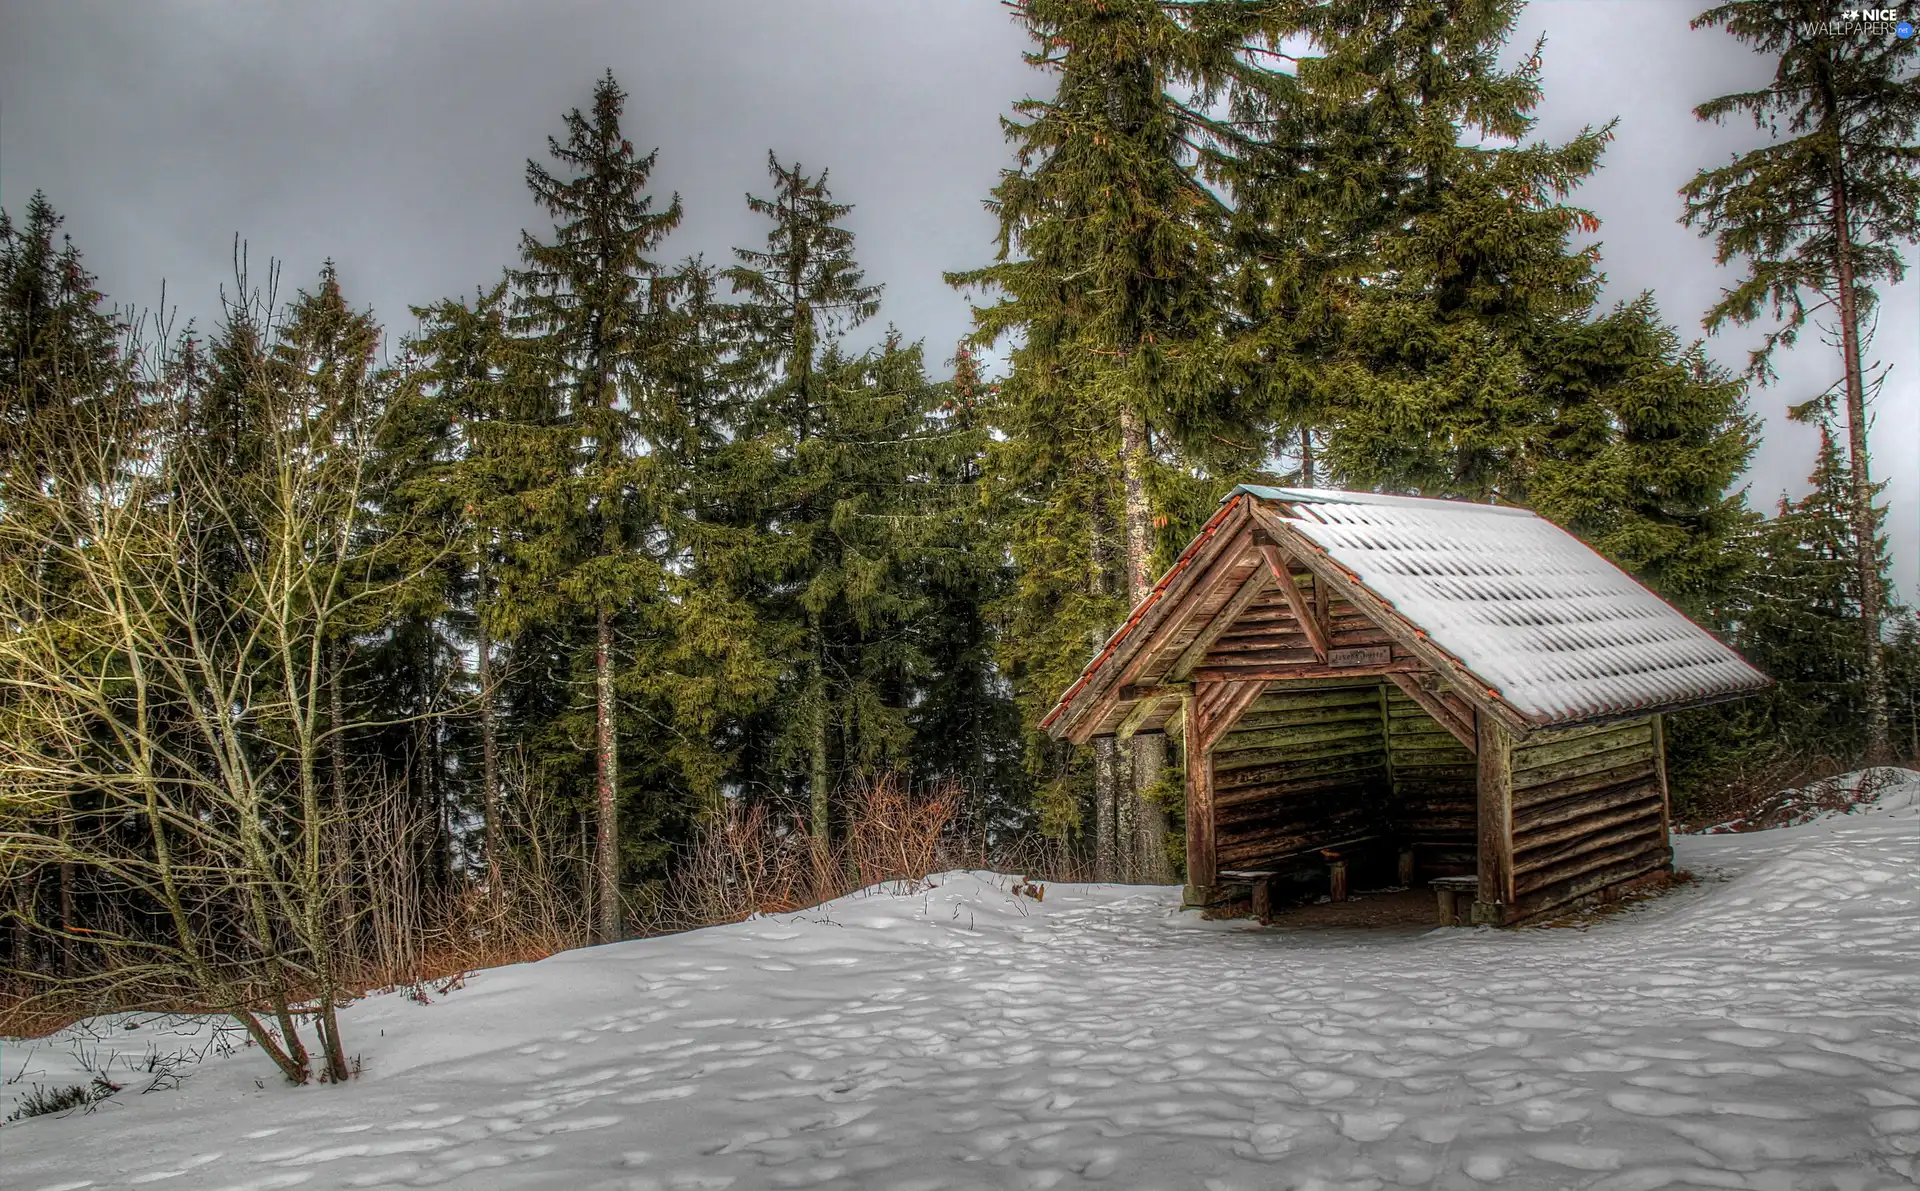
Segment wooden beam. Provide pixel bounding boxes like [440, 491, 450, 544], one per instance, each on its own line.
[1246, 505, 1533, 739]
[1259, 544, 1329, 662]
[1184, 689, 1217, 900]
[1121, 680, 1191, 702]
[1189, 660, 1422, 683]
[1164, 692, 1189, 745]
[1387, 672, 1478, 754]
[1166, 564, 1271, 681]
[1115, 691, 1166, 743]
[1204, 680, 1271, 751]
[1475, 710, 1515, 920]
[1062, 525, 1256, 743]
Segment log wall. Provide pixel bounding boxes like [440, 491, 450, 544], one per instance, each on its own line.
[1210, 680, 1390, 870]
[1382, 685, 1476, 873]
[1508, 715, 1669, 919]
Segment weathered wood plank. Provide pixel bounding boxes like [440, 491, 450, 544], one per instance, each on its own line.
[1228, 703, 1391, 736]
[1061, 521, 1257, 742]
[1512, 756, 1663, 808]
[1512, 722, 1654, 772]
[1245, 504, 1532, 738]
[1514, 806, 1664, 874]
[1249, 685, 1387, 711]
[1515, 833, 1668, 898]
[1215, 773, 1376, 812]
[1514, 777, 1663, 835]
[1511, 744, 1657, 793]
[1510, 847, 1668, 920]
[1652, 713, 1672, 845]
[1521, 717, 1646, 746]
[1476, 711, 1516, 908]
[1214, 717, 1387, 756]
[1213, 749, 1391, 791]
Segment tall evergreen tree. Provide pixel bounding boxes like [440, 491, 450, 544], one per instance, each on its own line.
[721, 156, 961, 868]
[510, 70, 682, 942]
[1682, 0, 1920, 756]
[909, 345, 1024, 832]
[951, 0, 1284, 880]
[0, 194, 125, 979]
[0, 192, 122, 482]
[1673, 423, 1900, 785]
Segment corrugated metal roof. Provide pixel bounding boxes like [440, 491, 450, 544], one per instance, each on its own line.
[1234, 486, 1769, 726]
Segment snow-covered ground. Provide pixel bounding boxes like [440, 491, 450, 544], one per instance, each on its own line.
[6, 772, 1919, 1191]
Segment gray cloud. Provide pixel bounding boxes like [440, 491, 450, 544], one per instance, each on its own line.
[1, 0, 1911, 599]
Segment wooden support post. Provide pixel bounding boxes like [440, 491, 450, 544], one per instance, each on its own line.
[1183, 689, 1216, 905]
[1327, 858, 1349, 903]
[1652, 713, 1673, 867]
[1251, 877, 1272, 925]
[1474, 711, 1515, 924]
[1398, 846, 1415, 887]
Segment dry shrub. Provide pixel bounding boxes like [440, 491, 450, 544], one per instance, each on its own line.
[1683, 764, 1907, 834]
[652, 776, 990, 933]
[1673, 752, 1866, 833]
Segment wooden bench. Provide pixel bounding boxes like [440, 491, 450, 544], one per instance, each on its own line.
[1430, 875, 1478, 927]
[1221, 836, 1391, 923]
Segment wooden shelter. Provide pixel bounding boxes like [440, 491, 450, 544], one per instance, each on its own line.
[1042, 487, 1770, 926]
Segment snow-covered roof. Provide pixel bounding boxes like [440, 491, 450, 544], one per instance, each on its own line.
[1236, 485, 1770, 726]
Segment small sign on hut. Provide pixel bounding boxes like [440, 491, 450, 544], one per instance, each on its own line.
[1041, 487, 1771, 926]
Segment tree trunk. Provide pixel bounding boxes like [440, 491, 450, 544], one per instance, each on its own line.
[1093, 736, 1118, 882]
[593, 604, 620, 943]
[477, 545, 500, 904]
[57, 817, 75, 977]
[327, 640, 355, 963]
[1300, 425, 1316, 487]
[1117, 404, 1170, 879]
[1130, 731, 1173, 882]
[1830, 171, 1889, 758]
[1118, 404, 1155, 605]
[810, 659, 832, 895]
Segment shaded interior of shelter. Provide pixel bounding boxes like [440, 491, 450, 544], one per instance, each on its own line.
[1086, 552, 1673, 927]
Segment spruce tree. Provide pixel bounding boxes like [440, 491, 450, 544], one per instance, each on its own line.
[0, 194, 125, 979]
[722, 155, 953, 870]
[909, 345, 1024, 832]
[389, 280, 524, 888]
[0, 193, 123, 482]
[1683, 0, 1920, 756]
[511, 70, 683, 942]
[951, 0, 1284, 880]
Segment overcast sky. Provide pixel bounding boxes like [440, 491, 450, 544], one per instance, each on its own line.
[0, 0, 1913, 601]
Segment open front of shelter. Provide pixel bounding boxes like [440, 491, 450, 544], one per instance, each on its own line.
[1042, 487, 1770, 926]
